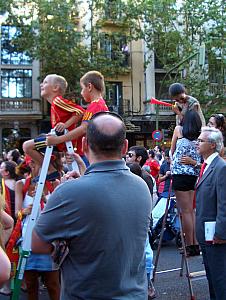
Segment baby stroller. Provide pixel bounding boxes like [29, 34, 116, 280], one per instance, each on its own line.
[149, 195, 181, 250]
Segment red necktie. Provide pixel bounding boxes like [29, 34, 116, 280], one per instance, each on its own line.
[198, 162, 207, 181]
[193, 162, 207, 209]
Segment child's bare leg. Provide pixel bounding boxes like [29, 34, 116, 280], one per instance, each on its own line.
[23, 140, 44, 167]
[23, 140, 55, 173]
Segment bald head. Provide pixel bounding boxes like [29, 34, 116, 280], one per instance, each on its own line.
[86, 113, 126, 157]
[92, 114, 124, 135]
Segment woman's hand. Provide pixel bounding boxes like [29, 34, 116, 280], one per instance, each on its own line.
[180, 156, 196, 166]
[65, 152, 86, 176]
[22, 204, 33, 216]
[172, 105, 181, 115]
[61, 171, 81, 183]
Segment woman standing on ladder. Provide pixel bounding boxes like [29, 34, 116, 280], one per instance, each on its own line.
[170, 110, 202, 256]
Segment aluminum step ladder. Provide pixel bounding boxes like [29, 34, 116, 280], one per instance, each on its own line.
[152, 186, 206, 300]
[11, 129, 79, 300]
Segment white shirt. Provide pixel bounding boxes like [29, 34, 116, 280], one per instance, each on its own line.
[203, 152, 219, 174]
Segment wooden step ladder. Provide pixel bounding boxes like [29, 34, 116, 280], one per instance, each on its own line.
[152, 187, 206, 300]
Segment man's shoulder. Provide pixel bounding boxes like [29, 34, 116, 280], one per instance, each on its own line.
[214, 156, 226, 168]
[141, 170, 154, 184]
[54, 178, 85, 195]
[141, 169, 150, 177]
[160, 161, 168, 171]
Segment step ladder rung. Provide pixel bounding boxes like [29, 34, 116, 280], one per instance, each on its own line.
[189, 270, 206, 278]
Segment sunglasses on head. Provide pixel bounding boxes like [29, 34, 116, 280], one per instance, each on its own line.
[215, 114, 224, 121]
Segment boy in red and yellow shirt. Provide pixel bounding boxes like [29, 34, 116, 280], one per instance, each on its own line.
[47, 71, 109, 154]
[23, 74, 84, 159]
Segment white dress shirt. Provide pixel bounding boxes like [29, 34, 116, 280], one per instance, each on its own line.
[203, 152, 219, 175]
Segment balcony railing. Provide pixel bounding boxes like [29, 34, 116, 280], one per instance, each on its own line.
[209, 83, 226, 95]
[0, 98, 42, 114]
[122, 99, 132, 117]
[158, 103, 173, 113]
[152, 100, 173, 114]
[106, 98, 175, 118]
[143, 99, 174, 116]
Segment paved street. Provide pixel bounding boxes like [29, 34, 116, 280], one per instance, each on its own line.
[0, 240, 209, 300]
[153, 241, 209, 300]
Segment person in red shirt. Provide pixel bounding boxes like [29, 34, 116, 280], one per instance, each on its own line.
[50, 94, 85, 152]
[46, 71, 109, 155]
[23, 75, 84, 164]
[144, 149, 160, 180]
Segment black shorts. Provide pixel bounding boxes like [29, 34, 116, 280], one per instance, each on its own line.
[34, 132, 63, 153]
[172, 174, 197, 191]
[34, 135, 48, 153]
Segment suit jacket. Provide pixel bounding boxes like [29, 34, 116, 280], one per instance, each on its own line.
[196, 155, 226, 245]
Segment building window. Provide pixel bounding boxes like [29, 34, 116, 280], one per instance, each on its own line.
[105, 81, 123, 114]
[209, 64, 226, 85]
[1, 25, 32, 65]
[100, 33, 129, 67]
[155, 73, 167, 99]
[154, 52, 164, 69]
[1, 69, 32, 98]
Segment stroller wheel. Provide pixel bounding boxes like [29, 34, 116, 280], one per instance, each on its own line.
[175, 232, 182, 248]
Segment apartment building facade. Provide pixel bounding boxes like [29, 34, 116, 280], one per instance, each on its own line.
[0, 23, 42, 155]
[0, 4, 170, 155]
[1, 2, 224, 155]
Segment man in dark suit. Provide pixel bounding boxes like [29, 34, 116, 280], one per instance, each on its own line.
[196, 127, 226, 300]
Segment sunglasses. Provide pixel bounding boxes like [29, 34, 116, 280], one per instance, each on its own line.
[126, 152, 135, 158]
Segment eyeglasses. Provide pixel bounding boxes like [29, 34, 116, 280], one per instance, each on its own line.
[126, 152, 135, 158]
[197, 139, 210, 143]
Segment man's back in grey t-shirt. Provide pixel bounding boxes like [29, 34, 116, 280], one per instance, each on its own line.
[35, 160, 151, 300]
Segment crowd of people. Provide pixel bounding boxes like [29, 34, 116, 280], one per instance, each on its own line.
[0, 75, 226, 300]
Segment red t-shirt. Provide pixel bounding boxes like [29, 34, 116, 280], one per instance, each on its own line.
[82, 98, 109, 122]
[76, 98, 108, 155]
[51, 96, 84, 152]
[144, 159, 160, 179]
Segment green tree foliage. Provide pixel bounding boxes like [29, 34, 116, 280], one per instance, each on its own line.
[1, 0, 225, 115]
[2, 0, 131, 100]
[4, 0, 91, 98]
[124, 0, 225, 115]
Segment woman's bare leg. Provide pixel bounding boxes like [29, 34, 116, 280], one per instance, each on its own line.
[175, 190, 195, 246]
